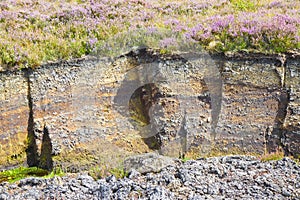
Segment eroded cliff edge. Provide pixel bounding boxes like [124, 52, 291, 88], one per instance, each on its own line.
[0, 49, 299, 171]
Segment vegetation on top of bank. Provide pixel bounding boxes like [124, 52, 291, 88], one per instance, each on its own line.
[0, 0, 299, 70]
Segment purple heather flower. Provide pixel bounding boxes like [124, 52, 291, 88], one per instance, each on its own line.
[88, 38, 98, 47]
[164, 19, 180, 26]
[160, 37, 177, 48]
[240, 27, 257, 35]
[210, 15, 234, 33]
[190, 24, 204, 35]
[174, 24, 187, 32]
[269, 1, 283, 8]
[146, 26, 157, 34]
[201, 30, 212, 40]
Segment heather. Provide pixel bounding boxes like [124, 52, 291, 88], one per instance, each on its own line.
[0, 0, 300, 69]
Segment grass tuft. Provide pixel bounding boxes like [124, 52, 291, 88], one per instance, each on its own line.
[259, 148, 285, 162]
[88, 165, 128, 180]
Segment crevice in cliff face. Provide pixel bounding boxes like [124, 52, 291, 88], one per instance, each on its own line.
[274, 54, 287, 88]
[266, 55, 290, 155]
[24, 69, 39, 167]
[267, 90, 289, 152]
[129, 83, 162, 150]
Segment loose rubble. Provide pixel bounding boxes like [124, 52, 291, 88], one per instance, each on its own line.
[0, 155, 299, 200]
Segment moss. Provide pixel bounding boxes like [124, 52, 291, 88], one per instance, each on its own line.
[58, 145, 131, 179]
[42, 167, 64, 179]
[113, 136, 151, 153]
[186, 143, 300, 163]
[0, 166, 63, 183]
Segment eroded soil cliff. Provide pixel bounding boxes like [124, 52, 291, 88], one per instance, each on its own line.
[0, 49, 299, 170]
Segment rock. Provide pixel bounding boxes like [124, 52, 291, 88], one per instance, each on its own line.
[282, 188, 291, 197]
[0, 156, 299, 199]
[0, 193, 8, 200]
[127, 169, 141, 179]
[18, 178, 44, 187]
[95, 182, 112, 200]
[146, 186, 174, 200]
[123, 152, 175, 174]
[78, 174, 96, 190]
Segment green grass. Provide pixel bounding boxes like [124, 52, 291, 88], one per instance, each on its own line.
[181, 157, 192, 163]
[0, 167, 64, 183]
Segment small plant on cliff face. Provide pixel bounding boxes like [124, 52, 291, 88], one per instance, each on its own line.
[260, 150, 300, 164]
[43, 167, 65, 179]
[181, 157, 192, 163]
[259, 148, 285, 162]
[88, 165, 128, 180]
[88, 165, 109, 180]
[295, 156, 300, 165]
[109, 167, 128, 179]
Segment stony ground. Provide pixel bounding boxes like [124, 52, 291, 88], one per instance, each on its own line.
[0, 155, 299, 200]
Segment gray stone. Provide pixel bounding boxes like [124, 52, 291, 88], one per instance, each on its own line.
[123, 152, 175, 174]
[18, 178, 44, 187]
[0, 156, 299, 199]
[95, 183, 112, 200]
[282, 188, 291, 197]
[128, 169, 141, 179]
[146, 186, 174, 200]
[0, 193, 8, 200]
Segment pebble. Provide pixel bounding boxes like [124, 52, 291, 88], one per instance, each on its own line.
[0, 156, 299, 199]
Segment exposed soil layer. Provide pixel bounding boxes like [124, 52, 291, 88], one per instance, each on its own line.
[0, 49, 300, 170]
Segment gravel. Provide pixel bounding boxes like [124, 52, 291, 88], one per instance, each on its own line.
[0, 155, 299, 200]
